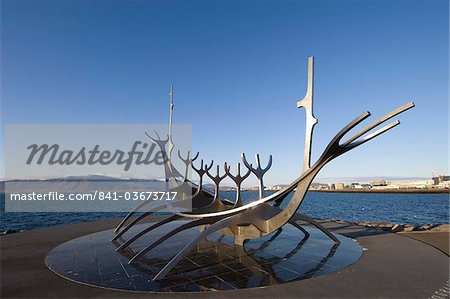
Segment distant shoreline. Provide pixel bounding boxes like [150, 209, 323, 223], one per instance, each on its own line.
[308, 188, 449, 194]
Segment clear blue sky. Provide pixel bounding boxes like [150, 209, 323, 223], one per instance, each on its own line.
[1, 0, 448, 185]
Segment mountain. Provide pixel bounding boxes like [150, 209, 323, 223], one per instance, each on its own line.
[1, 175, 167, 193]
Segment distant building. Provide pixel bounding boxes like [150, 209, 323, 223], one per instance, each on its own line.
[361, 184, 372, 189]
[333, 183, 345, 190]
[350, 183, 363, 189]
[218, 186, 237, 192]
[432, 175, 450, 185]
[370, 180, 389, 186]
[271, 184, 288, 191]
[389, 180, 433, 189]
[310, 183, 330, 190]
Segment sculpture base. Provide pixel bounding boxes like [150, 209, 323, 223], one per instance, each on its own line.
[45, 220, 362, 292]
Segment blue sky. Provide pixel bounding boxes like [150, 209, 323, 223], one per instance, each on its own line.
[1, 0, 448, 185]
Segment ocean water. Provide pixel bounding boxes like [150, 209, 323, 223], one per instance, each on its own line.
[0, 191, 448, 232]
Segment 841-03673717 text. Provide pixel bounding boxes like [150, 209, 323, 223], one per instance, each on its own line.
[9, 191, 178, 201]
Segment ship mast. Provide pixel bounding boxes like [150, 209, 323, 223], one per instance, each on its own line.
[297, 56, 318, 174]
[168, 83, 175, 162]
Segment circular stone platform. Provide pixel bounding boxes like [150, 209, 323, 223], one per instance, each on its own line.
[45, 221, 362, 292]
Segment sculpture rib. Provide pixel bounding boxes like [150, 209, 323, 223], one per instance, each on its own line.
[128, 217, 222, 264]
[113, 200, 160, 233]
[116, 214, 181, 251]
[112, 204, 167, 241]
[342, 101, 414, 146]
[152, 215, 238, 280]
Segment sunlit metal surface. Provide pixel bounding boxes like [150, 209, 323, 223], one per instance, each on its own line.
[110, 56, 414, 281]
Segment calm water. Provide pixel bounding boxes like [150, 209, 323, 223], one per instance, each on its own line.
[1, 191, 448, 232]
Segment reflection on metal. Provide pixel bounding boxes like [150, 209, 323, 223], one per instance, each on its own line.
[112, 56, 415, 281]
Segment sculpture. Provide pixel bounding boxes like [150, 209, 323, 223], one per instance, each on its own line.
[112, 56, 415, 281]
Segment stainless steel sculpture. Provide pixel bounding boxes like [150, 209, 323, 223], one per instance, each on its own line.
[112, 56, 415, 281]
[224, 162, 251, 207]
[242, 153, 272, 199]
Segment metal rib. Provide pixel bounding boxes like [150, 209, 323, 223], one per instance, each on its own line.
[116, 214, 181, 251]
[112, 205, 166, 242]
[342, 102, 414, 146]
[152, 216, 237, 280]
[346, 120, 400, 149]
[128, 217, 217, 264]
[113, 200, 159, 233]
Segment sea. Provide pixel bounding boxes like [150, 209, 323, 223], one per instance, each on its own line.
[0, 191, 448, 233]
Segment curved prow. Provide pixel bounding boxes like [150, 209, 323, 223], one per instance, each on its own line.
[168, 102, 414, 220]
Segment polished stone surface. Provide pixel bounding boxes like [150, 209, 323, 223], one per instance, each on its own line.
[45, 220, 362, 292]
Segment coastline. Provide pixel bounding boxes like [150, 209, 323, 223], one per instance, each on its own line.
[2, 217, 448, 236]
[308, 188, 449, 194]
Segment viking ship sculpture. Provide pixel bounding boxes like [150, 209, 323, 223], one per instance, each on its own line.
[112, 56, 414, 281]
